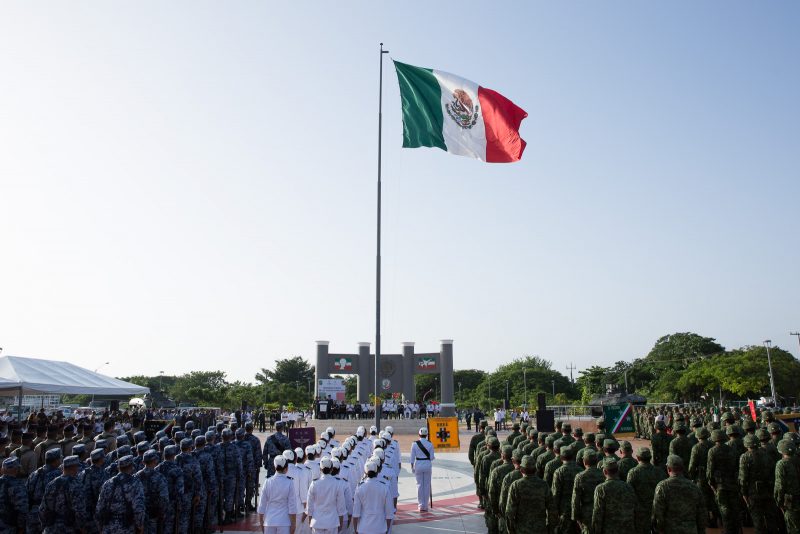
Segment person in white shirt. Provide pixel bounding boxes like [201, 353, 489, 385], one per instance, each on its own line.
[258, 455, 298, 534]
[283, 450, 305, 533]
[352, 460, 394, 534]
[305, 445, 321, 482]
[330, 458, 353, 532]
[410, 427, 436, 512]
[307, 456, 347, 534]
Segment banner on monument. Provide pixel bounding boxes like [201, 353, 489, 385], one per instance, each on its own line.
[318, 379, 345, 401]
[427, 417, 460, 450]
[603, 403, 635, 436]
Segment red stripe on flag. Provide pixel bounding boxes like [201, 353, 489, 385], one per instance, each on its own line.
[477, 86, 528, 163]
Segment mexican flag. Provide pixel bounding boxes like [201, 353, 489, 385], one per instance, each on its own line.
[393, 61, 528, 163]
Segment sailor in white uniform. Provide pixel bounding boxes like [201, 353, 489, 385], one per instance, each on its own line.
[306, 456, 346, 534]
[410, 427, 435, 512]
[257, 455, 299, 534]
[352, 461, 395, 534]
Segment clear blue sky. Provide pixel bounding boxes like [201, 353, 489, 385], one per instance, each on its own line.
[1, 2, 798, 382]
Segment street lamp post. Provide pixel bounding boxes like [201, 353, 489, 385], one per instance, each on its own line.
[92, 362, 110, 404]
[523, 368, 528, 409]
[505, 380, 510, 410]
[764, 340, 778, 407]
[551, 379, 555, 397]
[458, 382, 462, 404]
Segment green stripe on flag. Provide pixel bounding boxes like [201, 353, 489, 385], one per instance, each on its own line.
[393, 61, 446, 151]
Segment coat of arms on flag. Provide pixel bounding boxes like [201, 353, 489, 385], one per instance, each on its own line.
[417, 357, 437, 370]
[333, 357, 353, 371]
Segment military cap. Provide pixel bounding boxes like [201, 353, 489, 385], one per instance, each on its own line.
[512, 449, 524, 461]
[560, 444, 576, 459]
[319, 456, 333, 469]
[562, 423, 572, 432]
[743, 434, 760, 448]
[117, 455, 134, 468]
[116, 435, 129, 446]
[545, 435, 557, 447]
[2, 457, 19, 469]
[364, 461, 378, 474]
[512, 423, 520, 430]
[221, 428, 233, 438]
[487, 437, 500, 448]
[95, 438, 109, 450]
[63, 455, 80, 468]
[90, 449, 105, 461]
[666, 454, 684, 469]
[520, 455, 535, 469]
[673, 422, 686, 433]
[164, 445, 179, 457]
[487, 429, 497, 437]
[194, 435, 206, 446]
[501, 445, 513, 457]
[205, 431, 216, 441]
[480, 420, 488, 428]
[768, 422, 781, 434]
[636, 447, 652, 460]
[596, 433, 606, 443]
[275, 421, 285, 429]
[725, 425, 741, 436]
[691, 417, 703, 428]
[695, 427, 710, 440]
[528, 428, 537, 437]
[184, 421, 195, 430]
[191, 429, 202, 439]
[573, 427, 584, 436]
[584, 432, 595, 442]
[601, 457, 618, 469]
[133, 430, 146, 441]
[173, 431, 185, 441]
[711, 429, 727, 442]
[620, 440, 632, 452]
[756, 428, 770, 441]
[118, 445, 132, 456]
[180, 438, 193, 449]
[45, 448, 62, 462]
[283, 449, 296, 462]
[135, 441, 149, 453]
[721, 412, 734, 422]
[72, 444, 86, 455]
[655, 420, 666, 429]
[742, 419, 756, 432]
[603, 439, 619, 451]
[553, 438, 565, 451]
[778, 440, 796, 455]
[143, 449, 160, 463]
[583, 449, 599, 464]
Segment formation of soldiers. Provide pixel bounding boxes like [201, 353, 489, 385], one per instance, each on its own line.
[0, 417, 406, 534]
[470, 406, 800, 534]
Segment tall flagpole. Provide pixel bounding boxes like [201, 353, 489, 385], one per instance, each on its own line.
[375, 43, 388, 432]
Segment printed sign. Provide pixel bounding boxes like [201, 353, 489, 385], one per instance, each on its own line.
[143, 419, 172, 440]
[602, 403, 635, 436]
[417, 356, 437, 370]
[332, 357, 353, 371]
[318, 379, 345, 400]
[427, 417, 460, 450]
[289, 427, 316, 450]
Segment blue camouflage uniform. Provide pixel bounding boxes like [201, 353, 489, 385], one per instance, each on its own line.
[194, 441, 217, 530]
[154, 451, 184, 534]
[176, 445, 204, 534]
[206, 434, 224, 528]
[40, 473, 89, 533]
[77, 456, 108, 534]
[234, 434, 254, 513]
[0, 471, 29, 532]
[95, 469, 145, 534]
[243, 428, 262, 507]
[134, 465, 169, 534]
[26, 463, 61, 534]
[262, 426, 291, 477]
[219, 435, 243, 517]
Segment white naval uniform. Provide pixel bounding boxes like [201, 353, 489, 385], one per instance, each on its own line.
[352, 477, 395, 534]
[257, 472, 299, 534]
[410, 437, 435, 511]
[287, 464, 305, 532]
[334, 475, 353, 533]
[307, 474, 346, 534]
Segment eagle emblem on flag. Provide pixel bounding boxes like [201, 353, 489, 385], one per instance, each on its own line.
[446, 89, 479, 129]
[333, 358, 353, 371]
[417, 357, 437, 370]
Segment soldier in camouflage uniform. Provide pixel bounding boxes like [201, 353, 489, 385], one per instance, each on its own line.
[617, 441, 637, 481]
[707, 428, 741, 534]
[668, 422, 693, 469]
[505, 424, 521, 447]
[544, 440, 564, 488]
[739, 433, 779, 533]
[651, 420, 672, 470]
[536, 435, 556, 479]
[155, 445, 184, 534]
[571, 448, 603, 534]
[78, 448, 108, 534]
[478, 438, 501, 514]
[775, 439, 800, 533]
[0, 457, 29, 533]
[134, 450, 169, 534]
[625, 446, 665, 534]
[243, 422, 262, 511]
[487, 446, 514, 534]
[653, 455, 705, 534]
[234, 428, 254, 517]
[498, 449, 524, 533]
[575, 433, 596, 469]
[40, 455, 88, 534]
[592, 457, 636, 534]
[27, 448, 62, 534]
[176, 438, 203, 533]
[193, 435, 216, 531]
[530, 433, 548, 462]
[688, 426, 718, 527]
[468, 421, 488, 467]
[505, 455, 556, 534]
[551, 443, 581, 534]
[219, 428, 242, 523]
[95, 455, 145, 534]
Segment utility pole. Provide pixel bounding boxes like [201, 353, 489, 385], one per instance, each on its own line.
[764, 340, 778, 407]
[566, 363, 576, 384]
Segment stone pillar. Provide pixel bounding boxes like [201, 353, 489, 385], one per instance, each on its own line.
[357, 342, 371, 403]
[439, 339, 455, 417]
[315, 341, 329, 399]
[401, 342, 415, 402]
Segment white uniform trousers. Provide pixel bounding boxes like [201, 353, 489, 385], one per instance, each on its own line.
[415, 465, 432, 511]
[264, 527, 290, 534]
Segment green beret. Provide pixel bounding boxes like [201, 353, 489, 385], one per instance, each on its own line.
[666, 454, 684, 469]
[778, 440, 796, 455]
[603, 439, 619, 451]
[636, 447, 652, 460]
[520, 455, 535, 469]
[695, 427, 710, 440]
[711, 429, 727, 442]
[512, 449, 524, 461]
[743, 434, 759, 448]
[620, 440, 632, 452]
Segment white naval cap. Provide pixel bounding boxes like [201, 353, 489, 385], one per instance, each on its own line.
[331, 458, 341, 469]
[295, 447, 305, 459]
[283, 449, 295, 462]
[365, 461, 378, 474]
[273, 456, 287, 469]
[419, 427, 428, 436]
[385, 426, 394, 435]
[319, 456, 333, 469]
[372, 448, 385, 460]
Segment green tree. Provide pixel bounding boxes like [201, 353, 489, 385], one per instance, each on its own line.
[256, 356, 314, 387]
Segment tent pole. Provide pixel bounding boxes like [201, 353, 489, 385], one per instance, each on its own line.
[17, 386, 22, 423]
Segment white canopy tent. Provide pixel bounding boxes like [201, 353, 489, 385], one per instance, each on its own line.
[0, 355, 149, 419]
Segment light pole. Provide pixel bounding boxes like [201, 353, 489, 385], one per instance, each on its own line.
[790, 332, 800, 352]
[764, 340, 778, 407]
[551, 379, 555, 397]
[505, 380, 510, 410]
[458, 382, 462, 404]
[523, 368, 528, 409]
[488, 378, 491, 408]
[92, 362, 110, 404]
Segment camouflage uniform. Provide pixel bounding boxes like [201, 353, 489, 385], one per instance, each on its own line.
[774, 440, 800, 534]
[551, 449, 581, 534]
[625, 449, 665, 534]
[0, 472, 29, 532]
[498, 460, 523, 533]
[40, 473, 89, 533]
[592, 470, 636, 534]
[487, 451, 514, 534]
[26, 463, 61, 534]
[134, 466, 169, 534]
[652, 455, 705, 534]
[505, 457, 556, 534]
[176, 447, 203, 534]
[219, 435, 243, 518]
[243, 429, 262, 508]
[194, 442, 217, 531]
[739, 435, 780, 534]
[78, 459, 108, 534]
[234, 435, 253, 513]
[154, 453, 184, 534]
[478, 441, 501, 511]
[468, 425, 487, 466]
[668, 425, 692, 469]
[650, 424, 672, 469]
[95, 471, 145, 533]
[707, 429, 741, 534]
[571, 452, 603, 534]
[688, 428, 717, 525]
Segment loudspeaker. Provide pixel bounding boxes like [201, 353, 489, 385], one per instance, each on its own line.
[537, 393, 547, 411]
[536, 409, 555, 432]
[109, 400, 119, 412]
